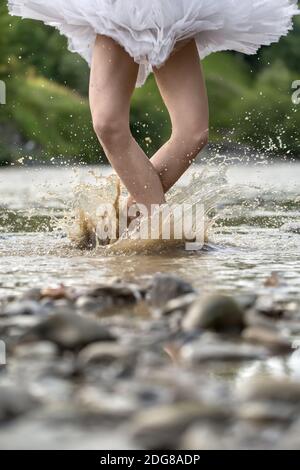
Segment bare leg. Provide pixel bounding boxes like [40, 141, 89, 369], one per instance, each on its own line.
[89, 35, 165, 210]
[151, 40, 209, 193]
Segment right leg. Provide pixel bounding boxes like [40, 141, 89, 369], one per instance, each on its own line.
[89, 35, 165, 210]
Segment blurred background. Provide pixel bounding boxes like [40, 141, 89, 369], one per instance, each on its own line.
[0, 2, 299, 166]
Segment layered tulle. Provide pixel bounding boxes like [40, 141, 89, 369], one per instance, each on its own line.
[8, 0, 299, 87]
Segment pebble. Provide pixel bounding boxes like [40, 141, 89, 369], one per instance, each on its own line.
[1, 300, 43, 317]
[238, 378, 300, 403]
[182, 294, 245, 333]
[19, 311, 116, 352]
[77, 342, 134, 368]
[146, 274, 195, 309]
[160, 293, 198, 316]
[180, 340, 268, 363]
[0, 385, 39, 422]
[14, 341, 58, 360]
[86, 282, 140, 305]
[237, 402, 294, 424]
[242, 326, 292, 353]
[131, 402, 229, 449]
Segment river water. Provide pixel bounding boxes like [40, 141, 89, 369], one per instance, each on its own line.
[0, 162, 299, 298]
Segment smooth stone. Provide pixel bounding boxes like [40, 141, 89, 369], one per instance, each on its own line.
[21, 288, 42, 301]
[1, 300, 42, 317]
[0, 385, 39, 422]
[181, 424, 227, 450]
[131, 402, 229, 449]
[19, 311, 116, 352]
[75, 295, 114, 313]
[77, 342, 134, 368]
[238, 378, 300, 403]
[245, 310, 278, 329]
[182, 294, 245, 333]
[242, 326, 292, 353]
[14, 341, 58, 359]
[235, 293, 258, 310]
[41, 286, 74, 300]
[161, 293, 198, 316]
[180, 340, 268, 363]
[237, 402, 294, 424]
[146, 274, 195, 309]
[255, 296, 283, 318]
[86, 282, 141, 305]
[75, 386, 138, 417]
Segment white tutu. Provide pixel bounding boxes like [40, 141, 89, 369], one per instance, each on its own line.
[8, 0, 299, 87]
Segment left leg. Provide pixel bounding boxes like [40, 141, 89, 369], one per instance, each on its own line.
[151, 39, 209, 193]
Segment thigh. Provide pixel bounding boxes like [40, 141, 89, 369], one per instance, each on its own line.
[89, 34, 139, 119]
[153, 40, 209, 131]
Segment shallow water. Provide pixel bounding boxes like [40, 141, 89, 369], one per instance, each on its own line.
[1, 162, 299, 295]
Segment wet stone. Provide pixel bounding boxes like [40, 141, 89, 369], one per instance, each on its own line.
[160, 293, 198, 316]
[237, 402, 295, 424]
[180, 338, 268, 363]
[255, 296, 284, 318]
[131, 402, 229, 449]
[146, 274, 195, 310]
[1, 300, 44, 317]
[85, 282, 141, 305]
[182, 294, 245, 333]
[238, 378, 300, 404]
[14, 341, 58, 360]
[77, 342, 134, 369]
[18, 311, 116, 352]
[242, 326, 292, 353]
[0, 385, 39, 423]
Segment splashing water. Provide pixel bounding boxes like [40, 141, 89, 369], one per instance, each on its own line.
[63, 167, 230, 253]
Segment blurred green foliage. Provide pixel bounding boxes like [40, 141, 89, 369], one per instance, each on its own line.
[0, 3, 300, 164]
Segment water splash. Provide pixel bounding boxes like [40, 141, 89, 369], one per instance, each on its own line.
[64, 167, 230, 253]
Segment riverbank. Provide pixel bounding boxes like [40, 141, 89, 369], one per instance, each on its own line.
[1, 273, 300, 449]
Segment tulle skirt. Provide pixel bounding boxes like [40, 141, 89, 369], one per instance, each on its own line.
[8, 0, 299, 87]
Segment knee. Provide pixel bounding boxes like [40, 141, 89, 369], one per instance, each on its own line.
[92, 113, 130, 150]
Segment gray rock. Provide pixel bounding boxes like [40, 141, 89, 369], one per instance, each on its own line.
[242, 326, 292, 353]
[19, 311, 116, 352]
[14, 341, 58, 360]
[161, 293, 197, 316]
[75, 295, 114, 314]
[237, 402, 294, 424]
[146, 274, 195, 309]
[131, 402, 229, 449]
[21, 288, 42, 301]
[77, 342, 134, 368]
[238, 378, 300, 404]
[180, 340, 268, 363]
[86, 282, 141, 306]
[181, 423, 228, 450]
[0, 385, 39, 422]
[1, 300, 42, 317]
[255, 296, 284, 318]
[182, 294, 245, 333]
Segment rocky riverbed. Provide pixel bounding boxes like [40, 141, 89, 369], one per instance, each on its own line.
[1, 272, 300, 449]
